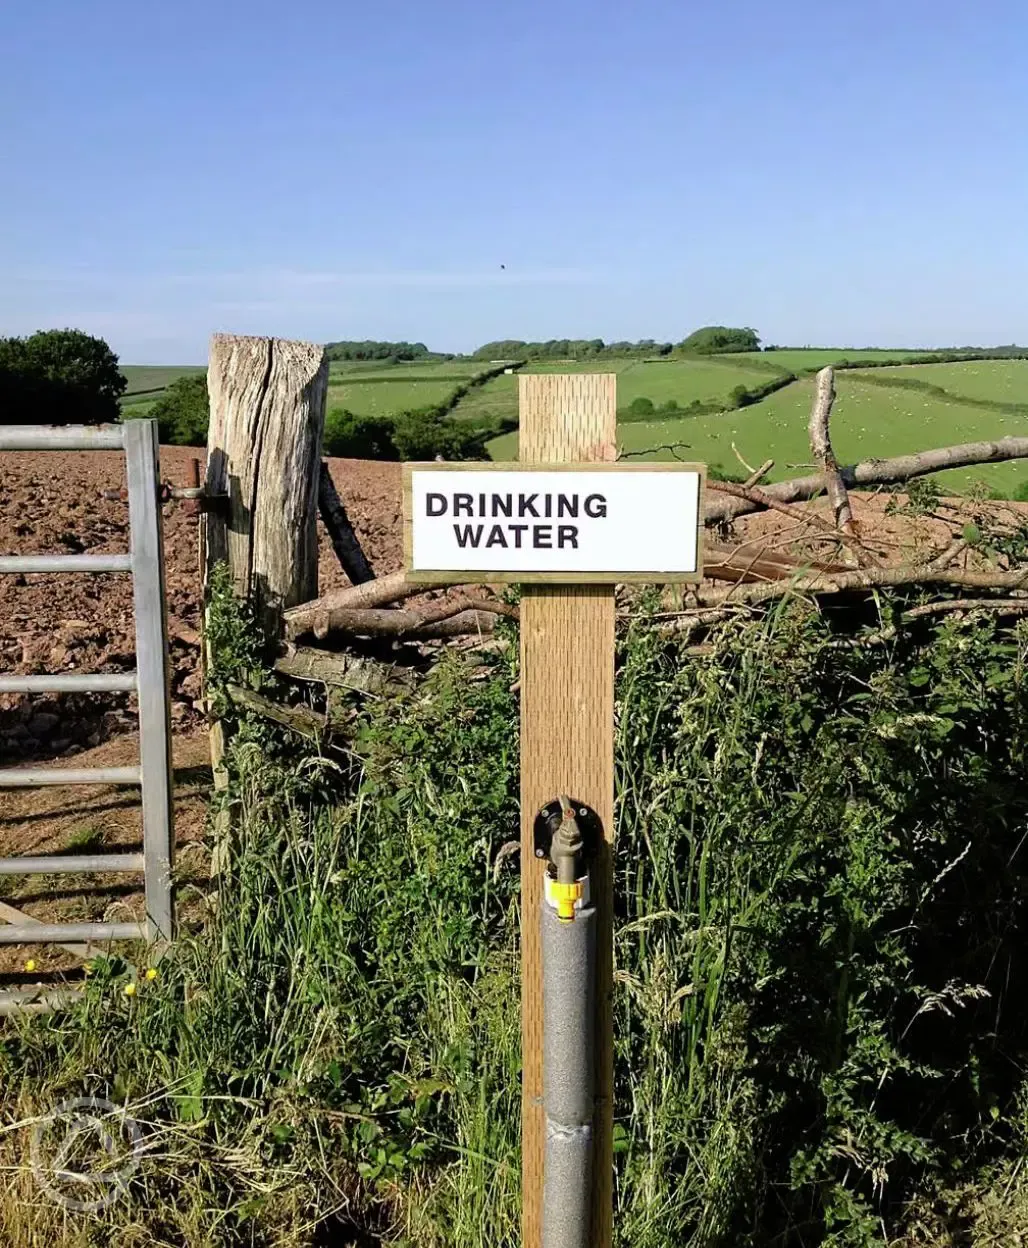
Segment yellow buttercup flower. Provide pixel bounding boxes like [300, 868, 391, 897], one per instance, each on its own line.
[145, 968, 158, 981]
[123, 982, 137, 997]
[25, 959, 37, 973]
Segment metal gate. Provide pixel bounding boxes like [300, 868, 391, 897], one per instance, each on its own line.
[0, 420, 175, 1012]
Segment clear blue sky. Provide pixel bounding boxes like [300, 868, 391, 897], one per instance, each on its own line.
[1, 0, 1025, 362]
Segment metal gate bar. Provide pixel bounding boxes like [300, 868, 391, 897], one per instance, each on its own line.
[0, 673, 137, 694]
[0, 426, 126, 451]
[124, 418, 175, 944]
[0, 554, 133, 574]
[0, 766, 141, 787]
[0, 420, 175, 986]
[0, 989, 86, 1016]
[0, 853, 144, 875]
[0, 923, 147, 944]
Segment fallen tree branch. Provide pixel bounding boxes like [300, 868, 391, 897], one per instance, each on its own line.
[706, 480, 876, 567]
[318, 462, 375, 585]
[744, 458, 775, 487]
[923, 539, 968, 573]
[703, 437, 1028, 524]
[704, 538, 845, 584]
[732, 442, 757, 476]
[829, 598, 1028, 649]
[224, 683, 327, 739]
[275, 646, 417, 693]
[298, 605, 511, 642]
[808, 367, 856, 535]
[697, 562, 1028, 609]
[286, 570, 411, 619]
[285, 579, 516, 639]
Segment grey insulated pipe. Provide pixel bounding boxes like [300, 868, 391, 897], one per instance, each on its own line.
[541, 884, 597, 1248]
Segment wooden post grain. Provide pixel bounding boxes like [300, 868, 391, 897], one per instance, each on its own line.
[519, 373, 616, 1248]
[202, 334, 328, 868]
[204, 333, 329, 631]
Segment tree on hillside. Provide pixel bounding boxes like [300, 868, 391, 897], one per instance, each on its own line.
[146, 373, 209, 445]
[324, 340, 440, 363]
[0, 329, 126, 424]
[678, 326, 760, 354]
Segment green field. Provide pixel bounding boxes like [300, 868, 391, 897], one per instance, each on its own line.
[326, 377, 462, 417]
[451, 357, 776, 425]
[120, 364, 204, 399]
[856, 359, 1028, 403]
[325, 359, 499, 417]
[327, 359, 486, 381]
[487, 359, 1028, 495]
[733, 348, 929, 373]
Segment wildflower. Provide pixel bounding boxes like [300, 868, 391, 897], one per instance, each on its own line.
[25, 959, 37, 973]
[145, 967, 158, 981]
[124, 982, 137, 997]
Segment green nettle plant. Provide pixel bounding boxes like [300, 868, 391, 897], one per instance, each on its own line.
[2, 571, 1028, 1247]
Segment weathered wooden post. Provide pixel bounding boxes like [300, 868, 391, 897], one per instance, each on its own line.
[201, 333, 328, 823]
[203, 333, 329, 631]
[403, 374, 704, 1248]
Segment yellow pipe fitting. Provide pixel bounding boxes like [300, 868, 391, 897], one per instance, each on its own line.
[552, 880, 583, 922]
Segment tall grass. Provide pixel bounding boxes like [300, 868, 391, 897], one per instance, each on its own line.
[3, 589, 1028, 1245]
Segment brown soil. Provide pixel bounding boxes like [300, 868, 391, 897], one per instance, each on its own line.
[2, 445, 1023, 980]
[0, 448, 406, 978]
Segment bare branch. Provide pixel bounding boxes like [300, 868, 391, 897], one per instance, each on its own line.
[808, 367, 856, 535]
[703, 437, 1028, 523]
[275, 646, 416, 693]
[706, 479, 876, 567]
[224, 683, 327, 739]
[731, 442, 757, 475]
[704, 538, 845, 584]
[744, 458, 775, 487]
[318, 462, 375, 585]
[295, 603, 514, 642]
[619, 441, 693, 461]
[829, 598, 1028, 649]
[923, 539, 968, 573]
[696, 562, 1028, 609]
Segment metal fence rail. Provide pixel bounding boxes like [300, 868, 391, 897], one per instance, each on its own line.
[0, 673, 137, 694]
[0, 766, 142, 787]
[0, 554, 133, 574]
[0, 424, 125, 451]
[0, 420, 176, 1006]
[0, 922, 147, 945]
[0, 853, 145, 875]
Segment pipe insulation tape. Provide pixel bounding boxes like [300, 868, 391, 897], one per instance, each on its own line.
[541, 898, 597, 1248]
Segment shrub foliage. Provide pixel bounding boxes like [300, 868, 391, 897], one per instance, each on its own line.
[3, 580, 1028, 1245]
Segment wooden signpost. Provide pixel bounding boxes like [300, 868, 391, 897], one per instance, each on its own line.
[404, 374, 704, 1248]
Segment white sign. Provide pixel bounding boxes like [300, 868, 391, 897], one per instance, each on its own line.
[404, 464, 704, 583]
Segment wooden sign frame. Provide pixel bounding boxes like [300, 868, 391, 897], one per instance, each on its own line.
[402, 460, 706, 585]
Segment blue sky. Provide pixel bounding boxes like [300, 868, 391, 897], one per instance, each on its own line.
[1, 0, 1025, 362]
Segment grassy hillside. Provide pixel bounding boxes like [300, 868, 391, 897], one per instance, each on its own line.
[326, 359, 499, 419]
[119, 364, 205, 399]
[488, 359, 1028, 495]
[451, 356, 779, 426]
[735, 348, 929, 372]
[858, 359, 1028, 403]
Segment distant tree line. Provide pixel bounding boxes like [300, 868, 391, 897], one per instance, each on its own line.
[0, 329, 126, 424]
[324, 340, 451, 363]
[471, 326, 761, 360]
[677, 326, 761, 354]
[471, 338, 672, 360]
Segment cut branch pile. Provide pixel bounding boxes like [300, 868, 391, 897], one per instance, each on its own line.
[280, 372, 1028, 659]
